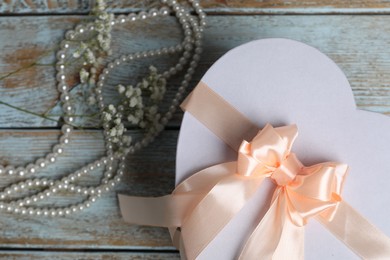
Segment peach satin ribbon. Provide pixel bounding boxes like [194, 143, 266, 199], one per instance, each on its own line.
[119, 81, 390, 259]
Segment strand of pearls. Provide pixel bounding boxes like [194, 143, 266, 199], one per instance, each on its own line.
[0, 93, 73, 176]
[0, 0, 205, 216]
[98, 0, 205, 156]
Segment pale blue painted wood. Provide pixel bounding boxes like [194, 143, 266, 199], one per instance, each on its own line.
[0, 129, 177, 249]
[1, 1, 390, 258]
[2, 15, 390, 128]
[1, 0, 390, 14]
[0, 250, 180, 259]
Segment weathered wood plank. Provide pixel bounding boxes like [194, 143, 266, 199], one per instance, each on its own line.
[0, 250, 180, 259]
[0, 129, 178, 249]
[0, 15, 185, 128]
[2, 0, 390, 14]
[2, 15, 390, 128]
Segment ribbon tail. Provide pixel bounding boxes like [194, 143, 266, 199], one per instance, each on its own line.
[239, 190, 304, 260]
[317, 201, 390, 259]
[118, 193, 201, 227]
[119, 162, 237, 228]
[181, 174, 266, 259]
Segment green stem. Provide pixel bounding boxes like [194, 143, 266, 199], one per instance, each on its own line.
[46, 112, 100, 118]
[0, 62, 37, 80]
[0, 100, 58, 123]
[0, 100, 86, 129]
[0, 46, 59, 80]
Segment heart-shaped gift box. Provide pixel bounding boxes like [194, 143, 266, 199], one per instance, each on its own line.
[120, 38, 390, 259]
[176, 38, 390, 259]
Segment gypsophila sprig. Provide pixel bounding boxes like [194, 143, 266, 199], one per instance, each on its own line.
[102, 104, 128, 147]
[103, 66, 167, 154]
[69, 1, 114, 126]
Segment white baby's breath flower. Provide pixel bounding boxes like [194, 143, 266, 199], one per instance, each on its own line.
[116, 124, 125, 135]
[100, 40, 110, 51]
[149, 65, 157, 73]
[117, 84, 126, 94]
[129, 97, 138, 108]
[99, 13, 109, 20]
[102, 111, 112, 121]
[108, 104, 116, 113]
[135, 109, 144, 119]
[84, 48, 96, 64]
[87, 96, 96, 105]
[141, 79, 149, 88]
[149, 105, 158, 115]
[137, 101, 144, 109]
[125, 85, 134, 98]
[96, 22, 105, 32]
[123, 136, 132, 145]
[109, 128, 117, 137]
[151, 88, 164, 101]
[114, 118, 121, 125]
[95, 0, 106, 11]
[79, 68, 89, 84]
[127, 114, 140, 124]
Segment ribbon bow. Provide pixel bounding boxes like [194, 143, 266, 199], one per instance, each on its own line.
[235, 124, 347, 259]
[119, 82, 390, 260]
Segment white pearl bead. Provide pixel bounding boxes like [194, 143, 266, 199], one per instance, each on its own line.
[60, 136, 70, 145]
[60, 41, 70, 49]
[139, 11, 148, 19]
[36, 159, 47, 168]
[57, 83, 67, 92]
[128, 13, 137, 21]
[56, 73, 66, 81]
[149, 9, 158, 17]
[118, 15, 127, 23]
[6, 166, 15, 175]
[61, 125, 73, 134]
[53, 144, 64, 154]
[65, 30, 75, 39]
[16, 167, 25, 176]
[56, 51, 66, 60]
[61, 93, 70, 102]
[46, 154, 56, 163]
[64, 116, 74, 124]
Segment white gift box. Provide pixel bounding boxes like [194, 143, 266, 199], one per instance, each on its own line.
[176, 38, 390, 259]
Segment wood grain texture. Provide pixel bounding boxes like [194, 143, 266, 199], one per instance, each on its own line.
[0, 129, 178, 249]
[2, 15, 390, 128]
[2, 0, 390, 14]
[2, 1, 390, 257]
[0, 251, 180, 259]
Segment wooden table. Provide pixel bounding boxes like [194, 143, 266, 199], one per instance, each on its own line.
[1, 1, 390, 259]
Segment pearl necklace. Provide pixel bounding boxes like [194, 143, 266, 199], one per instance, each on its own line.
[0, 0, 205, 216]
